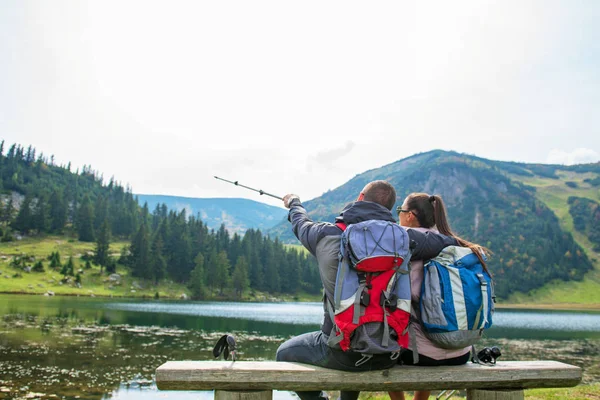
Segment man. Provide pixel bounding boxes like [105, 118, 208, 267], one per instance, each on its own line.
[276, 180, 456, 400]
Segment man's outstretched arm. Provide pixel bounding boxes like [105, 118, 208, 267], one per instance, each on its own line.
[407, 229, 458, 260]
[284, 194, 339, 257]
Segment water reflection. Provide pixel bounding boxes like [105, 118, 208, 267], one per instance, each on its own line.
[105, 301, 322, 325]
[105, 299, 600, 339]
[5, 295, 600, 339]
[494, 309, 600, 331]
[1, 294, 599, 400]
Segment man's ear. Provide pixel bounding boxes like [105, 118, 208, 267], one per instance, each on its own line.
[357, 192, 365, 201]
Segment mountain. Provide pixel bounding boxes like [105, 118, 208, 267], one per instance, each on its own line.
[269, 150, 600, 300]
[135, 194, 287, 235]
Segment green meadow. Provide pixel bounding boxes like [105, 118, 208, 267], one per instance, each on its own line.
[505, 170, 600, 307]
[0, 235, 321, 302]
[0, 235, 190, 298]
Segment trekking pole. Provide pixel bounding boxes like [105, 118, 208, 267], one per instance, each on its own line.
[214, 176, 283, 200]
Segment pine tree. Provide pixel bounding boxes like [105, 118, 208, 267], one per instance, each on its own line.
[105, 258, 117, 274]
[216, 223, 230, 253]
[232, 256, 249, 298]
[149, 233, 167, 284]
[13, 195, 33, 233]
[33, 195, 50, 233]
[49, 189, 67, 233]
[166, 211, 192, 282]
[243, 229, 264, 290]
[61, 256, 75, 277]
[32, 260, 44, 272]
[77, 195, 95, 242]
[281, 248, 301, 294]
[94, 219, 111, 274]
[189, 253, 206, 299]
[203, 249, 218, 294]
[130, 222, 150, 278]
[94, 195, 108, 231]
[214, 251, 231, 295]
[49, 251, 62, 270]
[228, 233, 242, 267]
[67, 256, 75, 276]
[262, 238, 280, 293]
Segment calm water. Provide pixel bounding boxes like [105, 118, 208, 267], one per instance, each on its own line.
[1, 294, 599, 399]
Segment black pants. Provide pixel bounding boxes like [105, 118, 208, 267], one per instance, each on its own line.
[399, 350, 471, 366]
[276, 331, 398, 400]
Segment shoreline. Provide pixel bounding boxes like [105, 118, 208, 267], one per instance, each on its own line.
[496, 303, 600, 311]
[2, 291, 600, 311]
[0, 290, 307, 303]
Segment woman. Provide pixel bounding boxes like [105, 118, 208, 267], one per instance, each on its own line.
[389, 193, 490, 400]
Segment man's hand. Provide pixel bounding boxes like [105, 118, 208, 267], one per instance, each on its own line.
[283, 194, 300, 209]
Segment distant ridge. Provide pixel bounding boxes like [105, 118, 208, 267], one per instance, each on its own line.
[135, 194, 287, 235]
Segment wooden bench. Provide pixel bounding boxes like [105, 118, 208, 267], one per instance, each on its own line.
[156, 360, 582, 400]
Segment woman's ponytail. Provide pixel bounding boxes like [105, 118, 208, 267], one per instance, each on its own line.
[407, 192, 491, 275]
[431, 195, 452, 237]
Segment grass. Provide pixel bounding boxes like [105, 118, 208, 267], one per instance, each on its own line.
[0, 234, 191, 299]
[524, 385, 600, 399]
[357, 384, 600, 399]
[284, 243, 310, 255]
[0, 234, 322, 301]
[505, 277, 600, 308]
[505, 171, 600, 306]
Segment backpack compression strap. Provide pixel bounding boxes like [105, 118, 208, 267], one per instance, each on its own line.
[326, 221, 348, 348]
[336, 221, 368, 325]
[474, 273, 489, 330]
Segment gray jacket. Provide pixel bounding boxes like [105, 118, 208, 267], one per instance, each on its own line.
[287, 198, 457, 334]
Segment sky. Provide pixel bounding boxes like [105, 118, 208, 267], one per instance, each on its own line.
[1, 1, 599, 208]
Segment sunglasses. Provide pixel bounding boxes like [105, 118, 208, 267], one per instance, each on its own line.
[396, 206, 412, 214]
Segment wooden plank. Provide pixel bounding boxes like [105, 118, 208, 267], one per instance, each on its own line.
[467, 389, 524, 400]
[155, 361, 582, 392]
[215, 390, 272, 400]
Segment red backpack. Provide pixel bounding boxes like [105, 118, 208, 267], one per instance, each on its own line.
[327, 220, 412, 360]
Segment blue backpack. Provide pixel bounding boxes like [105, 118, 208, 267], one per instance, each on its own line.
[419, 245, 494, 349]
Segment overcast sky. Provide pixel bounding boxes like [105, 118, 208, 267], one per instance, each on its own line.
[1, 1, 599, 207]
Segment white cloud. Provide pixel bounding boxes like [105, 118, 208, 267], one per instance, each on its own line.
[310, 141, 356, 167]
[1, 1, 599, 208]
[546, 148, 600, 165]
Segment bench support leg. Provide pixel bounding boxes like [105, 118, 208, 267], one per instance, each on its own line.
[215, 390, 273, 400]
[467, 389, 524, 400]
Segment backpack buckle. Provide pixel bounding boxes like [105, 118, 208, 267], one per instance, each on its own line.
[355, 353, 373, 367]
[360, 291, 371, 307]
[380, 291, 398, 311]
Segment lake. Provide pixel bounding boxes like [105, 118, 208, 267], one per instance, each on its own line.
[1, 294, 599, 400]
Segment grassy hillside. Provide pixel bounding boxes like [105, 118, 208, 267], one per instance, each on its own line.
[0, 235, 322, 302]
[0, 235, 190, 298]
[504, 169, 600, 306]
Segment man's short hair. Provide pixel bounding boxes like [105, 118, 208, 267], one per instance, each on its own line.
[362, 180, 397, 211]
